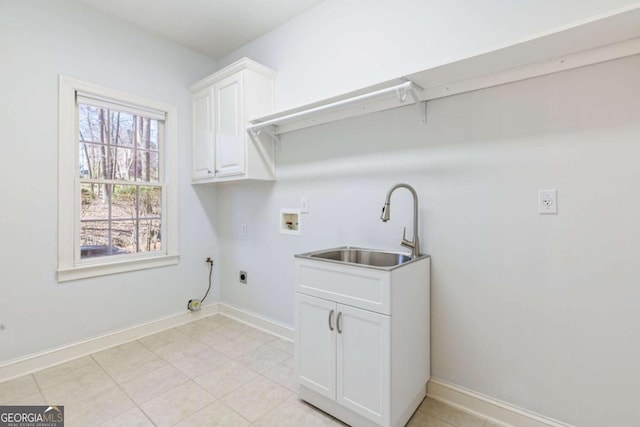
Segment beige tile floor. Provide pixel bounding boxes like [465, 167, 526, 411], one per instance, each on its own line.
[0, 314, 490, 427]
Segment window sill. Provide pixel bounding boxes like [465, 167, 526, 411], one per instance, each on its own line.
[57, 254, 179, 282]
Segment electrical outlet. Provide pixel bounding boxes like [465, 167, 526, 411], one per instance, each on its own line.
[241, 223, 247, 236]
[538, 190, 557, 214]
[239, 271, 247, 284]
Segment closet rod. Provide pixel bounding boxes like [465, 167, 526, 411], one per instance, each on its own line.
[248, 80, 423, 134]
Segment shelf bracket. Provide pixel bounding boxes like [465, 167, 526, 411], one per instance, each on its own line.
[248, 125, 281, 149]
[409, 89, 427, 124]
[398, 82, 427, 124]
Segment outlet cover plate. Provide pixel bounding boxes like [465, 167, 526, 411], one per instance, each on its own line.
[538, 189, 557, 214]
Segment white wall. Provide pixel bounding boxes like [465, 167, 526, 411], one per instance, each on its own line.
[221, 0, 639, 111]
[0, 1, 218, 363]
[216, 1, 640, 426]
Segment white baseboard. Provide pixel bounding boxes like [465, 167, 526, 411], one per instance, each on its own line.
[427, 378, 574, 427]
[217, 303, 294, 341]
[0, 303, 219, 383]
[0, 304, 575, 427]
[0, 302, 294, 384]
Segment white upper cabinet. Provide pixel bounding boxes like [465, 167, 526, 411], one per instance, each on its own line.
[190, 58, 275, 183]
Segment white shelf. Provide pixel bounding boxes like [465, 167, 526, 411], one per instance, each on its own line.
[249, 3, 640, 136]
[247, 81, 425, 141]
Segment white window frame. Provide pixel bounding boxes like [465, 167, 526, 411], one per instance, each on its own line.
[58, 76, 179, 282]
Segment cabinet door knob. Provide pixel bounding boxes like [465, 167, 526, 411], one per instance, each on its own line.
[328, 309, 334, 331]
[337, 311, 342, 334]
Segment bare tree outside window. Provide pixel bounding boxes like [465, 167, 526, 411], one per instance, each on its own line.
[78, 104, 162, 259]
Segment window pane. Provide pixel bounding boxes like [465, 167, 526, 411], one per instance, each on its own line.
[110, 111, 135, 147]
[137, 117, 159, 150]
[112, 185, 136, 219]
[113, 147, 136, 181]
[104, 145, 116, 180]
[78, 104, 103, 143]
[111, 220, 136, 254]
[138, 219, 161, 253]
[79, 144, 90, 179]
[80, 183, 109, 220]
[137, 150, 159, 182]
[149, 119, 159, 149]
[139, 186, 161, 218]
[80, 221, 110, 258]
[79, 142, 108, 179]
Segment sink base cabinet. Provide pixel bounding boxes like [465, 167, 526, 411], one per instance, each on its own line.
[295, 257, 430, 427]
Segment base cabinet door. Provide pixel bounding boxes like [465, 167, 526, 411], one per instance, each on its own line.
[336, 303, 390, 425]
[295, 293, 337, 400]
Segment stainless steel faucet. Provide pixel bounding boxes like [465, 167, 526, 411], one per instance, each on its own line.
[380, 183, 420, 257]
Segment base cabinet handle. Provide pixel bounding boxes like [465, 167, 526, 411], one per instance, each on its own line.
[337, 311, 342, 334]
[328, 309, 335, 331]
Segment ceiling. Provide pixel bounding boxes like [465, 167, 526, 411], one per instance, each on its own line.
[76, 0, 325, 59]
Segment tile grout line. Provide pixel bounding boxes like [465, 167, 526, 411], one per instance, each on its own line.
[113, 336, 228, 426]
[3, 316, 303, 427]
[246, 374, 296, 426]
[0, 374, 46, 407]
[90, 353, 158, 427]
[134, 319, 269, 425]
[162, 379, 220, 427]
[174, 320, 293, 425]
[136, 337, 159, 355]
[33, 358, 108, 407]
[8, 318, 486, 427]
[30, 373, 47, 405]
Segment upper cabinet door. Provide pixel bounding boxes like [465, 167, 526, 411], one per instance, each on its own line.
[191, 87, 214, 180]
[214, 72, 245, 177]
